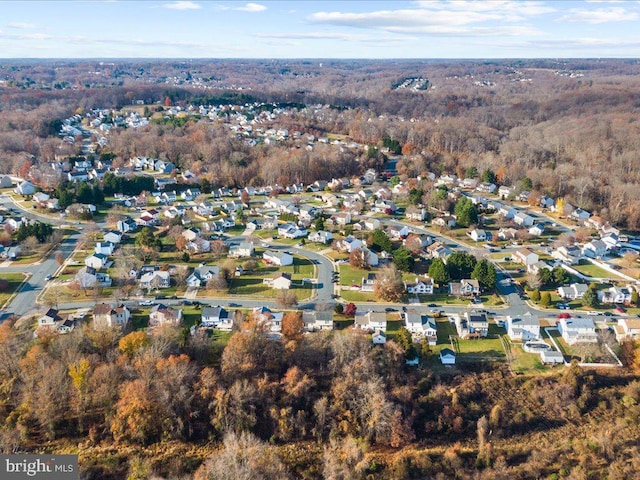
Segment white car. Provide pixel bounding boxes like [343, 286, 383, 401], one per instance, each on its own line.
[587, 311, 599, 316]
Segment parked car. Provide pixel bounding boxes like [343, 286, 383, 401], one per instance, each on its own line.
[557, 313, 571, 319]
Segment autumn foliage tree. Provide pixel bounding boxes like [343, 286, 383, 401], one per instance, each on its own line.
[373, 265, 404, 302]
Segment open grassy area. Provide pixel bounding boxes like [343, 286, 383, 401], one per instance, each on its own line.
[573, 261, 625, 280]
[340, 290, 376, 302]
[0, 272, 26, 307]
[338, 264, 370, 287]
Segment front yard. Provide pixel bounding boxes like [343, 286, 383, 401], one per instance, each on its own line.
[0, 272, 27, 307]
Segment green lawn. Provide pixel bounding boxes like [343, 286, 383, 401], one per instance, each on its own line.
[573, 261, 625, 280]
[416, 292, 470, 305]
[0, 273, 26, 307]
[340, 290, 376, 302]
[338, 264, 370, 287]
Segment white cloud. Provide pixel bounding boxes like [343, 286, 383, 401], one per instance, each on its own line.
[308, 7, 546, 36]
[255, 31, 416, 43]
[558, 7, 638, 23]
[7, 22, 37, 29]
[236, 3, 266, 12]
[163, 1, 201, 10]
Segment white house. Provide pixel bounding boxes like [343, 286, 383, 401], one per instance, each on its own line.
[404, 277, 434, 295]
[354, 310, 387, 331]
[263, 250, 293, 266]
[265, 272, 292, 290]
[582, 240, 607, 258]
[85, 253, 109, 270]
[93, 304, 130, 329]
[337, 235, 363, 253]
[529, 224, 545, 236]
[599, 285, 633, 305]
[614, 318, 640, 342]
[558, 317, 597, 345]
[514, 212, 534, 227]
[557, 283, 589, 300]
[201, 306, 232, 330]
[139, 270, 171, 289]
[229, 241, 254, 258]
[302, 310, 334, 332]
[506, 313, 540, 342]
[468, 228, 487, 242]
[513, 248, 539, 270]
[309, 230, 333, 244]
[95, 242, 116, 256]
[571, 208, 591, 222]
[372, 331, 387, 345]
[15, 181, 35, 195]
[104, 231, 123, 244]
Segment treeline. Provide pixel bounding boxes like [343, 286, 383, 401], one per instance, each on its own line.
[1, 316, 640, 479]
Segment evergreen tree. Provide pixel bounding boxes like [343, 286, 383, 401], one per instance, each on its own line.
[454, 196, 479, 227]
[428, 258, 450, 285]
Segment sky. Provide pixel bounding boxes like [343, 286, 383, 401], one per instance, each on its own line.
[1, 0, 640, 58]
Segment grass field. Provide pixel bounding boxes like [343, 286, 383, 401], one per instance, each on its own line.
[0, 272, 26, 307]
[573, 261, 625, 280]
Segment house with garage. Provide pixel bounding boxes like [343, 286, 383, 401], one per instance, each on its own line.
[449, 279, 481, 297]
[187, 266, 221, 288]
[302, 310, 334, 332]
[201, 306, 232, 330]
[149, 304, 183, 326]
[506, 313, 540, 341]
[557, 283, 589, 300]
[404, 277, 434, 295]
[514, 211, 534, 227]
[229, 241, 254, 258]
[614, 318, 640, 342]
[468, 228, 487, 242]
[139, 270, 171, 289]
[264, 272, 292, 290]
[354, 310, 387, 331]
[513, 247, 539, 271]
[263, 250, 293, 266]
[308, 230, 333, 244]
[558, 317, 597, 345]
[85, 253, 110, 270]
[93, 303, 130, 329]
[582, 239, 607, 258]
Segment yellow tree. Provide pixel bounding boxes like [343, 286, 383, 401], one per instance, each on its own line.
[118, 331, 150, 359]
[68, 358, 91, 432]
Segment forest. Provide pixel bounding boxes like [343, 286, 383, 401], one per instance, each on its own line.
[2, 314, 640, 479]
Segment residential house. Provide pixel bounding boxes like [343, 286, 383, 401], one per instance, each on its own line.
[93, 303, 130, 329]
[552, 245, 582, 265]
[468, 228, 487, 242]
[253, 306, 284, 333]
[187, 266, 221, 288]
[614, 318, 640, 342]
[558, 317, 597, 345]
[76, 267, 112, 288]
[513, 248, 539, 271]
[229, 241, 254, 258]
[354, 310, 387, 331]
[15, 181, 35, 195]
[529, 224, 545, 236]
[516, 191, 530, 202]
[406, 207, 427, 221]
[464, 311, 489, 337]
[514, 212, 534, 227]
[201, 306, 232, 330]
[38, 308, 63, 328]
[68, 171, 90, 182]
[540, 196, 555, 209]
[264, 272, 292, 290]
[449, 279, 481, 297]
[364, 218, 381, 230]
[139, 270, 171, 289]
[337, 236, 363, 253]
[281, 225, 308, 239]
[149, 304, 183, 326]
[33, 192, 50, 204]
[476, 182, 497, 194]
[404, 312, 437, 343]
[372, 331, 387, 345]
[388, 225, 409, 240]
[404, 277, 434, 295]
[557, 283, 589, 300]
[599, 285, 634, 305]
[440, 348, 456, 365]
[308, 230, 333, 244]
[601, 233, 619, 251]
[263, 250, 293, 266]
[498, 186, 514, 198]
[117, 218, 137, 233]
[302, 310, 334, 332]
[154, 160, 175, 174]
[104, 231, 123, 244]
[506, 313, 540, 341]
[361, 273, 377, 292]
[498, 227, 518, 241]
[571, 208, 591, 222]
[85, 253, 109, 270]
[0, 175, 13, 188]
[498, 205, 517, 219]
[432, 216, 456, 229]
[582, 240, 607, 258]
[95, 242, 116, 256]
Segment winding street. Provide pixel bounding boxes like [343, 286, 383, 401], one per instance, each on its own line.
[0, 191, 604, 325]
